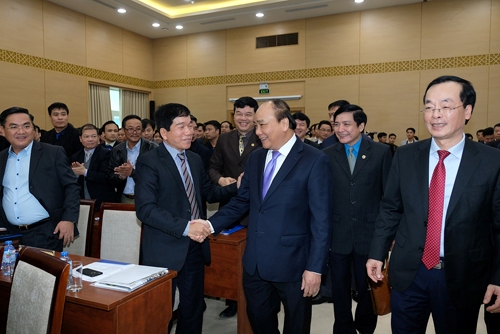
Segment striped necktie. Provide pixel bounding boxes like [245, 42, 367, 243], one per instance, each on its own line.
[177, 152, 200, 219]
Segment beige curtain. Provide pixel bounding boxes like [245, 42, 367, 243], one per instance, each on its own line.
[122, 90, 148, 119]
[88, 84, 112, 127]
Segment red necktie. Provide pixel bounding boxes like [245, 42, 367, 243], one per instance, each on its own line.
[422, 150, 450, 269]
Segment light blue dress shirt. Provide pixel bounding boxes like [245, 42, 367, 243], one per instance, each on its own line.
[123, 140, 141, 195]
[2, 141, 49, 225]
[343, 136, 362, 160]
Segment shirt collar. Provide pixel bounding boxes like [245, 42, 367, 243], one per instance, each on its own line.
[238, 128, 254, 138]
[126, 139, 141, 153]
[163, 142, 185, 161]
[8, 140, 34, 158]
[344, 136, 362, 155]
[273, 134, 297, 158]
[430, 133, 465, 159]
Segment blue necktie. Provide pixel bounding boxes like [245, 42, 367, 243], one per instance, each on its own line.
[262, 150, 280, 199]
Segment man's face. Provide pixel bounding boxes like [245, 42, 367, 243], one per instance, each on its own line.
[406, 129, 415, 140]
[162, 116, 192, 151]
[234, 106, 255, 135]
[124, 119, 143, 145]
[142, 124, 154, 141]
[3, 113, 34, 154]
[494, 127, 500, 141]
[103, 123, 119, 143]
[153, 131, 162, 144]
[333, 112, 364, 146]
[294, 119, 308, 140]
[205, 125, 219, 140]
[477, 131, 484, 141]
[220, 122, 232, 134]
[117, 128, 126, 143]
[318, 124, 332, 140]
[378, 135, 387, 143]
[255, 102, 288, 150]
[484, 134, 495, 143]
[196, 125, 204, 139]
[388, 135, 396, 144]
[423, 81, 471, 147]
[80, 129, 99, 150]
[50, 108, 69, 131]
[328, 106, 340, 127]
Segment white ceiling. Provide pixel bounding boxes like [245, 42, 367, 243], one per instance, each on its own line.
[47, 0, 424, 39]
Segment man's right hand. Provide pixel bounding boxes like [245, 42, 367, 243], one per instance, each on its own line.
[218, 177, 236, 186]
[187, 220, 211, 243]
[366, 259, 384, 283]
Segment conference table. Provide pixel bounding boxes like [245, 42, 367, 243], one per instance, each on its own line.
[204, 228, 252, 334]
[0, 253, 177, 334]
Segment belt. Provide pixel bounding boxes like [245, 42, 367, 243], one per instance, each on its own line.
[433, 259, 445, 270]
[14, 218, 51, 231]
[122, 193, 135, 199]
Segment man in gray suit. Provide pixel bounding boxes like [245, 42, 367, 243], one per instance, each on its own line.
[323, 104, 392, 334]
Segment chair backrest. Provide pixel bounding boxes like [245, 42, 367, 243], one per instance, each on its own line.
[7, 247, 70, 334]
[99, 203, 142, 264]
[64, 199, 96, 256]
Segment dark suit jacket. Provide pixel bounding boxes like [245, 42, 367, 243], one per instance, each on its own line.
[40, 123, 83, 158]
[209, 137, 333, 282]
[304, 138, 320, 149]
[134, 144, 237, 271]
[319, 133, 339, 149]
[0, 141, 80, 234]
[369, 139, 500, 308]
[323, 139, 392, 255]
[71, 145, 117, 210]
[107, 139, 157, 199]
[189, 139, 212, 172]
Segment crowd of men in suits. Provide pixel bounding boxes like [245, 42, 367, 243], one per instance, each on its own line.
[1, 75, 500, 334]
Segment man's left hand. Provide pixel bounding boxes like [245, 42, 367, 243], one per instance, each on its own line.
[53, 221, 75, 247]
[71, 162, 86, 176]
[484, 284, 500, 313]
[301, 270, 321, 298]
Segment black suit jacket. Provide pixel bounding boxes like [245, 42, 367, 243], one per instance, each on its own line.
[107, 139, 157, 199]
[134, 144, 237, 271]
[71, 145, 117, 210]
[323, 139, 392, 255]
[40, 123, 83, 158]
[369, 139, 500, 308]
[0, 141, 80, 234]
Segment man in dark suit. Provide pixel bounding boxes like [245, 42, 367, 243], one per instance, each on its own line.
[320, 100, 350, 149]
[71, 124, 117, 211]
[293, 112, 320, 149]
[134, 103, 238, 334]
[40, 102, 83, 158]
[367, 75, 500, 333]
[196, 99, 333, 333]
[0, 107, 80, 251]
[107, 115, 157, 203]
[207, 96, 261, 318]
[323, 104, 392, 334]
[188, 115, 211, 172]
[100, 120, 120, 150]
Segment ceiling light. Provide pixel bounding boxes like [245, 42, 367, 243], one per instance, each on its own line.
[176, 25, 183, 30]
[152, 23, 160, 27]
[355, 0, 364, 3]
[117, 8, 126, 13]
[256, 13, 264, 18]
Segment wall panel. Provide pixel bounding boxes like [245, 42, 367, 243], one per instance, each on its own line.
[123, 30, 153, 80]
[487, 65, 500, 125]
[187, 31, 226, 78]
[187, 85, 227, 122]
[153, 36, 187, 80]
[86, 16, 123, 74]
[492, 0, 500, 54]
[153, 87, 188, 107]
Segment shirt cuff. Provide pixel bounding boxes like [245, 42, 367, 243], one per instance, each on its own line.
[182, 221, 190, 236]
[205, 220, 215, 234]
[84, 169, 88, 177]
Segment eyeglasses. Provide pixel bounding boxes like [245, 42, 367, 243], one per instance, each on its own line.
[7, 124, 32, 131]
[125, 127, 142, 133]
[420, 105, 464, 114]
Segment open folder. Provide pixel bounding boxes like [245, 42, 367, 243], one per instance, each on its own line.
[90, 264, 168, 293]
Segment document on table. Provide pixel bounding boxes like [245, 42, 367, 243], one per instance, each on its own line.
[81, 260, 133, 282]
[91, 265, 169, 293]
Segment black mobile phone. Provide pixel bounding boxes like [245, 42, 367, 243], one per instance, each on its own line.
[77, 268, 103, 277]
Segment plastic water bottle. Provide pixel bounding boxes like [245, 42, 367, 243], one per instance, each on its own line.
[60, 251, 73, 289]
[1, 241, 15, 276]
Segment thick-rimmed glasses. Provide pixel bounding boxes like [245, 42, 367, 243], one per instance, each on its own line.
[420, 105, 464, 114]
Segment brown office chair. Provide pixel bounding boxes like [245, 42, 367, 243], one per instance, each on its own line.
[6, 247, 70, 334]
[63, 199, 96, 256]
[98, 203, 142, 264]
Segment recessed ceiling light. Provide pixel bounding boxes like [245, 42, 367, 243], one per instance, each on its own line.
[152, 23, 160, 27]
[176, 25, 183, 30]
[354, 0, 364, 3]
[256, 13, 264, 18]
[117, 8, 126, 13]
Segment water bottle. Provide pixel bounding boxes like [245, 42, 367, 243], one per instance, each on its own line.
[60, 251, 73, 289]
[1, 241, 15, 276]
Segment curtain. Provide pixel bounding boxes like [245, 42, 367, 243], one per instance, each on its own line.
[88, 84, 112, 127]
[122, 90, 149, 119]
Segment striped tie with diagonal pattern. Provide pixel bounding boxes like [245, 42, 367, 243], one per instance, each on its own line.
[177, 152, 200, 220]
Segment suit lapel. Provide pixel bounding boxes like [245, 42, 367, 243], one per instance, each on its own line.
[334, 143, 351, 178]
[240, 131, 260, 161]
[158, 144, 185, 193]
[263, 139, 302, 202]
[446, 140, 480, 220]
[229, 131, 240, 158]
[416, 141, 431, 217]
[29, 141, 43, 184]
[351, 139, 371, 178]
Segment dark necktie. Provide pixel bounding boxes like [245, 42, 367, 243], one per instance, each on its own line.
[262, 151, 280, 199]
[239, 135, 245, 156]
[177, 152, 200, 220]
[422, 150, 450, 269]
